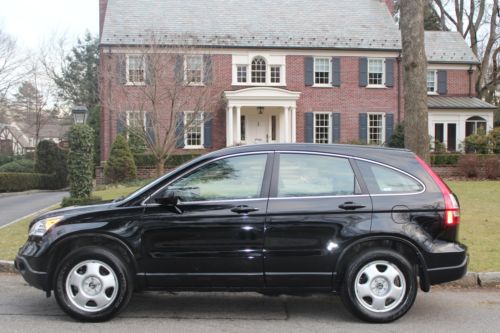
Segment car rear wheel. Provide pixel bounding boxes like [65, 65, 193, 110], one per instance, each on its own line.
[53, 246, 133, 322]
[340, 249, 417, 323]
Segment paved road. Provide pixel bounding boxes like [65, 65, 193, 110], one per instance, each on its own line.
[0, 191, 67, 227]
[1, 274, 499, 333]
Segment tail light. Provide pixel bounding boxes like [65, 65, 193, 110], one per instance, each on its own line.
[415, 155, 460, 226]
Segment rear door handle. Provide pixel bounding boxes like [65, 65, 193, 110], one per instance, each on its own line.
[338, 202, 366, 210]
[231, 205, 259, 214]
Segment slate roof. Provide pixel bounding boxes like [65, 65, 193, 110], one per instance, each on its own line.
[428, 97, 497, 109]
[425, 31, 479, 64]
[101, 0, 401, 50]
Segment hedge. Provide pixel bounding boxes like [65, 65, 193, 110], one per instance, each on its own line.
[0, 172, 62, 192]
[430, 154, 461, 166]
[133, 153, 201, 168]
[0, 159, 35, 173]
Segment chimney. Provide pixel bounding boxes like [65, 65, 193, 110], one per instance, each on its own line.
[99, 0, 108, 38]
[382, 0, 395, 15]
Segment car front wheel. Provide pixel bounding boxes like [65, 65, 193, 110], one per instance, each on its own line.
[340, 249, 417, 323]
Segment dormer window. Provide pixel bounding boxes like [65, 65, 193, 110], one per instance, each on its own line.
[251, 57, 267, 83]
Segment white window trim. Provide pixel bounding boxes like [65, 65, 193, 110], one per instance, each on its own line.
[126, 55, 146, 86]
[313, 112, 332, 144]
[232, 55, 286, 86]
[367, 58, 385, 88]
[367, 112, 386, 145]
[427, 70, 438, 95]
[125, 111, 147, 139]
[184, 55, 205, 86]
[313, 57, 332, 87]
[184, 111, 205, 149]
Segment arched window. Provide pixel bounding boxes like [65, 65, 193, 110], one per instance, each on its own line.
[465, 116, 487, 136]
[251, 57, 267, 83]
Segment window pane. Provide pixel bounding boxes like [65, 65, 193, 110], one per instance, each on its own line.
[368, 114, 384, 145]
[427, 71, 435, 92]
[251, 57, 266, 83]
[237, 65, 247, 83]
[169, 155, 267, 201]
[314, 113, 330, 143]
[185, 112, 203, 147]
[314, 58, 330, 84]
[128, 55, 145, 83]
[358, 161, 423, 194]
[270, 66, 281, 83]
[368, 59, 383, 85]
[278, 154, 357, 197]
[186, 56, 202, 83]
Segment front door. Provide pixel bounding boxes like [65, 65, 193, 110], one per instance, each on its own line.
[245, 112, 268, 144]
[141, 153, 272, 288]
[264, 153, 372, 289]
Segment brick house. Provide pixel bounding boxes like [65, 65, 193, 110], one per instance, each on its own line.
[98, 0, 496, 163]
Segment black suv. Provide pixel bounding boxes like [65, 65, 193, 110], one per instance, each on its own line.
[16, 144, 467, 323]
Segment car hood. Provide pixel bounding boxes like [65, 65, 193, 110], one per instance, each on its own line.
[30, 203, 116, 227]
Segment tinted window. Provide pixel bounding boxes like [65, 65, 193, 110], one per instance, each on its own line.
[278, 154, 358, 197]
[358, 160, 423, 194]
[166, 154, 267, 201]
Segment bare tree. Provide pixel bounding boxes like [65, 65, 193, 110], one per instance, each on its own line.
[401, 0, 431, 161]
[100, 36, 220, 176]
[0, 28, 25, 100]
[433, 0, 499, 100]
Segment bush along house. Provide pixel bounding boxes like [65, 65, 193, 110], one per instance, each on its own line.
[98, 0, 497, 168]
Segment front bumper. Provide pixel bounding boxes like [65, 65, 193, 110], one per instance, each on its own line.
[15, 255, 49, 291]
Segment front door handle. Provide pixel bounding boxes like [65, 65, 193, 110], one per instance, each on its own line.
[338, 202, 366, 210]
[231, 205, 259, 214]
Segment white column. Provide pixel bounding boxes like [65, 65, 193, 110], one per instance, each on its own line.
[291, 106, 297, 143]
[226, 106, 233, 146]
[284, 106, 290, 143]
[235, 106, 241, 144]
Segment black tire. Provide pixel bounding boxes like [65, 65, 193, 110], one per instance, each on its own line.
[53, 246, 133, 322]
[340, 248, 417, 323]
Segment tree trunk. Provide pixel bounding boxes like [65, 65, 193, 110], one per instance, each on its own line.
[155, 158, 166, 178]
[401, 0, 430, 163]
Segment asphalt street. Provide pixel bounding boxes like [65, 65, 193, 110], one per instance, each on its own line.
[0, 191, 67, 227]
[0, 274, 499, 333]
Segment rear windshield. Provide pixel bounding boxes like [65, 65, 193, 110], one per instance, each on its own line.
[357, 160, 424, 194]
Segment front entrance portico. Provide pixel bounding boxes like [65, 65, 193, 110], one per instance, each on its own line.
[224, 87, 301, 146]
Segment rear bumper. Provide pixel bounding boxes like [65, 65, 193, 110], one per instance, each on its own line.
[427, 255, 468, 285]
[424, 241, 468, 285]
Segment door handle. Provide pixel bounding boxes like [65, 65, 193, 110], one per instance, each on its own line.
[338, 202, 366, 210]
[231, 205, 259, 214]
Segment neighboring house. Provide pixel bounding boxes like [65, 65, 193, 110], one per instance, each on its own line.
[98, 0, 497, 160]
[0, 124, 30, 155]
[15, 122, 71, 149]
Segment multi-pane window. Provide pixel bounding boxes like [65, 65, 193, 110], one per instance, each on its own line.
[127, 111, 145, 129]
[427, 70, 436, 93]
[127, 55, 145, 83]
[465, 116, 487, 137]
[368, 59, 384, 86]
[236, 65, 247, 83]
[185, 112, 204, 147]
[314, 113, 330, 144]
[251, 57, 267, 83]
[314, 58, 330, 85]
[270, 66, 281, 83]
[368, 113, 385, 145]
[185, 55, 203, 84]
[126, 111, 147, 149]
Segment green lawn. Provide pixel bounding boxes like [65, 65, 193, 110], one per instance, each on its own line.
[1, 181, 499, 272]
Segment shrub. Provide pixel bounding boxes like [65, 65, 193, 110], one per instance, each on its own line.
[68, 124, 95, 198]
[0, 154, 15, 166]
[483, 156, 500, 179]
[61, 195, 103, 207]
[387, 124, 405, 148]
[105, 135, 137, 183]
[35, 140, 68, 189]
[457, 154, 481, 178]
[0, 159, 35, 173]
[489, 127, 500, 154]
[133, 153, 201, 168]
[0, 172, 60, 192]
[430, 154, 461, 166]
[464, 129, 492, 154]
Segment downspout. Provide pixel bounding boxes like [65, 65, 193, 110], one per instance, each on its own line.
[396, 53, 402, 124]
[467, 65, 473, 97]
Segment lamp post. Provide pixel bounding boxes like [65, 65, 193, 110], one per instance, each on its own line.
[72, 106, 89, 124]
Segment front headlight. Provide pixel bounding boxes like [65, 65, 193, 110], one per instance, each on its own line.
[28, 216, 64, 237]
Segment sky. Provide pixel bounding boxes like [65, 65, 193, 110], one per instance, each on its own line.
[0, 0, 99, 50]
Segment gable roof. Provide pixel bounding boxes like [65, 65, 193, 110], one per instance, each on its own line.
[425, 31, 478, 64]
[101, 0, 401, 51]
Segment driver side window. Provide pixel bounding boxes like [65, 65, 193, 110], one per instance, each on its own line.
[161, 154, 268, 202]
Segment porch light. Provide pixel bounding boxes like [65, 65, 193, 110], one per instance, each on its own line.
[257, 107, 264, 114]
[72, 106, 89, 124]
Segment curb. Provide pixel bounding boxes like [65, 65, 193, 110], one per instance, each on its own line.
[0, 189, 69, 199]
[0, 260, 16, 274]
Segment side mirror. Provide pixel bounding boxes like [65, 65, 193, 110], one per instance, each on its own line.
[155, 189, 181, 206]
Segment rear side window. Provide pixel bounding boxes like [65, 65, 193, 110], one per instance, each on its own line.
[278, 154, 359, 197]
[357, 160, 423, 194]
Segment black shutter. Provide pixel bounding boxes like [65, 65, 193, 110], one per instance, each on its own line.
[175, 55, 184, 84]
[385, 113, 394, 145]
[203, 112, 213, 148]
[331, 113, 341, 143]
[117, 55, 127, 84]
[304, 112, 314, 143]
[117, 112, 126, 134]
[359, 57, 368, 87]
[146, 113, 155, 144]
[385, 58, 395, 87]
[304, 57, 314, 86]
[175, 112, 185, 148]
[359, 113, 368, 142]
[331, 57, 341, 87]
[437, 70, 448, 95]
[145, 55, 153, 85]
[203, 55, 213, 85]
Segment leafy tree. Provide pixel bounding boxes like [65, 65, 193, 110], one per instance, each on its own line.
[35, 140, 68, 188]
[67, 124, 94, 198]
[104, 134, 137, 183]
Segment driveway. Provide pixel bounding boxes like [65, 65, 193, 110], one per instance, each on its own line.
[0, 191, 67, 227]
[1, 274, 499, 332]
